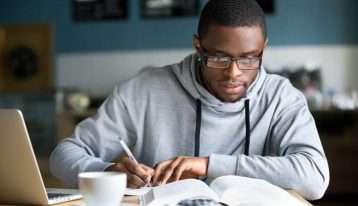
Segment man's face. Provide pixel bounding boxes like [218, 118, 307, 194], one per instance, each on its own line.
[194, 25, 266, 102]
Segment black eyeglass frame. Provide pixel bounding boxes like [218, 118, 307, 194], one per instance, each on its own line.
[196, 36, 264, 71]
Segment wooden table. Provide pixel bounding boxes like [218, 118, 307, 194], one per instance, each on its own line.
[52, 190, 312, 206]
[53, 195, 139, 206]
[0, 196, 139, 206]
[0, 190, 312, 206]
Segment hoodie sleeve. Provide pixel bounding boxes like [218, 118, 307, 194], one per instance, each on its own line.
[49, 86, 135, 186]
[207, 82, 329, 200]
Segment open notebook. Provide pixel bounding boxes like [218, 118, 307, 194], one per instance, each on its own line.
[0, 109, 82, 205]
[138, 176, 306, 206]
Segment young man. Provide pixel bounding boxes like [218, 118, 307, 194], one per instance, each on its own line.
[50, 0, 329, 200]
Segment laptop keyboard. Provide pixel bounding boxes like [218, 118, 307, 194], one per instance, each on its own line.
[47, 192, 73, 200]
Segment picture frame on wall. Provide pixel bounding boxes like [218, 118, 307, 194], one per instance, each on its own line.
[0, 23, 53, 92]
[72, 0, 128, 21]
[141, 0, 199, 18]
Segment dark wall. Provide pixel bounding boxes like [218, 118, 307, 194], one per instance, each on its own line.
[1, 0, 357, 52]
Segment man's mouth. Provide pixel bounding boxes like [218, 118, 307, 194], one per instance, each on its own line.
[219, 82, 244, 94]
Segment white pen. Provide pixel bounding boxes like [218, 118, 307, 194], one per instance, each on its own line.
[118, 136, 151, 187]
[118, 136, 138, 164]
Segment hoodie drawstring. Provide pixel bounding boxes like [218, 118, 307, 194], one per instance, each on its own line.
[195, 99, 202, 157]
[194, 99, 251, 156]
[244, 99, 250, 155]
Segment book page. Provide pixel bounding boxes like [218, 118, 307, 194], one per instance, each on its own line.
[143, 179, 220, 206]
[210, 176, 305, 206]
[125, 187, 152, 196]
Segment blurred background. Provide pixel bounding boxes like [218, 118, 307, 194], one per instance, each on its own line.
[0, 0, 357, 205]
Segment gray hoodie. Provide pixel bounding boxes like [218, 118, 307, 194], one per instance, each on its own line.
[50, 54, 329, 200]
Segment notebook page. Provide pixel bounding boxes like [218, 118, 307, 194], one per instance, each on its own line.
[144, 179, 220, 206]
[210, 176, 305, 206]
[125, 187, 152, 196]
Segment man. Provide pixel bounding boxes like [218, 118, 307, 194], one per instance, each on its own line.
[50, 0, 329, 200]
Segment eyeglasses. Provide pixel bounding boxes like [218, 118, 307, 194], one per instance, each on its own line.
[199, 40, 263, 71]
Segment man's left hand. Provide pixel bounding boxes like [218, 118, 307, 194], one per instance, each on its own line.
[151, 156, 209, 186]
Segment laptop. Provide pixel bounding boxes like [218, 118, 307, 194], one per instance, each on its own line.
[0, 109, 82, 205]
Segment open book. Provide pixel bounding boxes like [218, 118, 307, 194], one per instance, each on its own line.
[139, 175, 306, 206]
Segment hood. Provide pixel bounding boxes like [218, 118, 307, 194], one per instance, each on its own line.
[172, 53, 267, 113]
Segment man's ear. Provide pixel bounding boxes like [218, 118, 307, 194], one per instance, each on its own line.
[193, 35, 201, 57]
[264, 38, 269, 49]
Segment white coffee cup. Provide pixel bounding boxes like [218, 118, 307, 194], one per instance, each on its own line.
[78, 172, 127, 206]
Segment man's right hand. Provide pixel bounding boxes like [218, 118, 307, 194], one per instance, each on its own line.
[105, 157, 154, 188]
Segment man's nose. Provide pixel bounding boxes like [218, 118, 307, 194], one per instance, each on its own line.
[225, 60, 243, 78]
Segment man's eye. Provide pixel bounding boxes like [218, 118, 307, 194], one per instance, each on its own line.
[208, 57, 230, 62]
[239, 58, 258, 63]
[239, 58, 251, 63]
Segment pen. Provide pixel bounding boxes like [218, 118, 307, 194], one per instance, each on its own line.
[118, 136, 151, 187]
[118, 136, 138, 164]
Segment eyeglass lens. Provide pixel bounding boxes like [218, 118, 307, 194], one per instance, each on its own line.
[207, 58, 260, 70]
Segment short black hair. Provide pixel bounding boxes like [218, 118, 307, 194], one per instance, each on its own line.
[198, 0, 266, 39]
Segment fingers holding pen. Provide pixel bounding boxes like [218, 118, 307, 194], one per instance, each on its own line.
[117, 163, 145, 188]
[140, 163, 155, 183]
[104, 161, 145, 188]
[117, 137, 154, 187]
[110, 156, 208, 188]
[122, 157, 153, 187]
